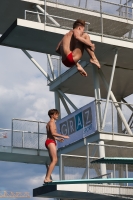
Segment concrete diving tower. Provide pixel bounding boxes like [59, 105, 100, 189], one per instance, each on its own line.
[1, 1, 133, 199]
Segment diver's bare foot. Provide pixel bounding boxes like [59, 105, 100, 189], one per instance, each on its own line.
[77, 65, 87, 77]
[90, 58, 101, 69]
[44, 178, 52, 183]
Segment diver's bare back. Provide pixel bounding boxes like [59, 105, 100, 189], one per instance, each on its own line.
[60, 30, 78, 60]
[46, 121, 56, 140]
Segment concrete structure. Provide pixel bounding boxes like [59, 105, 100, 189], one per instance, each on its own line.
[33, 183, 133, 199]
[0, 0, 133, 199]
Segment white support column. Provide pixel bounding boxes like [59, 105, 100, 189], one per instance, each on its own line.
[47, 54, 56, 80]
[128, 29, 132, 39]
[119, 164, 124, 186]
[113, 164, 115, 178]
[98, 141, 107, 179]
[36, 8, 41, 23]
[59, 154, 62, 180]
[126, 0, 128, 18]
[36, 4, 60, 27]
[58, 89, 78, 111]
[59, 95, 71, 115]
[59, 154, 65, 180]
[86, 143, 90, 179]
[100, 0, 103, 41]
[116, 97, 123, 133]
[44, 0, 46, 26]
[101, 49, 118, 130]
[54, 91, 61, 119]
[99, 69, 132, 135]
[126, 164, 128, 186]
[92, 66, 102, 131]
[22, 49, 52, 82]
[119, 0, 122, 16]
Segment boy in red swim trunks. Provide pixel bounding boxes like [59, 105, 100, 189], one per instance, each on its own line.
[56, 19, 100, 77]
[44, 109, 69, 183]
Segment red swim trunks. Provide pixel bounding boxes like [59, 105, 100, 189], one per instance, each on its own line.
[45, 139, 56, 149]
[62, 52, 76, 67]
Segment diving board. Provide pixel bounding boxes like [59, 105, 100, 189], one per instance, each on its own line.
[33, 182, 133, 199]
[43, 178, 133, 185]
[91, 157, 133, 164]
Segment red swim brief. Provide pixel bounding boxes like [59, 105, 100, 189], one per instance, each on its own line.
[62, 52, 76, 67]
[45, 139, 56, 149]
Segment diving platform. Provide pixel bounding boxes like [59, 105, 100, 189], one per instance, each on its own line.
[1, 18, 133, 98]
[0, 119, 50, 165]
[1, 0, 133, 37]
[33, 181, 133, 199]
[91, 157, 133, 165]
[57, 132, 133, 156]
[49, 62, 133, 99]
[47, 178, 133, 185]
[0, 146, 49, 164]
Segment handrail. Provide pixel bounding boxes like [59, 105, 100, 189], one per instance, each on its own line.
[92, 172, 113, 179]
[95, 0, 133, 10]
[13, 118, 47, 124]
[25, 10, 90, 25]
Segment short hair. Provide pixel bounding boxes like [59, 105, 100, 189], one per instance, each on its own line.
[73, 19, 85, 29]
[48, 109, 59, 118]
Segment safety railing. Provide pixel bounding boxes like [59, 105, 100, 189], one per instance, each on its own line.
[12, 118, 47, 150]
[87, 143, 133, 186]
[95, 99, 133, 135]
[59, 154, 87, 180]
[59, 143, 133, 187]
[47, 0, 133, 19]
[24, 0, 133, 40]
[24, 10, 90, 31]
[0, 119, 47, 151]
[47, 55, 67, 82]
[47, 55, 89, 84]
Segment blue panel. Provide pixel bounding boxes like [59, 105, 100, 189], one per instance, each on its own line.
[75, 112, 83, 131]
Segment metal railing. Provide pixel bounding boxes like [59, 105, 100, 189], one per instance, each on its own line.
[12, 118, 47, 150]
[59, 154, 113, 181]
[59, 154, 87, 180]
[24, 0, 133, 40]
[47, 0, 133, 19]
[47, 55, 67, 82]
[87, 143, 133, 186]
[0, 119, 47, 151]
[47, 56, 89, 83]
[59, 143, 133, 187]
[96, 99, 133, 135]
